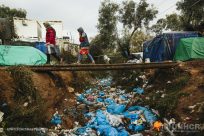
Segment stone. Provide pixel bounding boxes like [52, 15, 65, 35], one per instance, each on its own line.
[68, 87, 75, 93]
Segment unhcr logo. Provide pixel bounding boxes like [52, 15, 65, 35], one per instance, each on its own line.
[153, 119, 204, 134]
[166, 123, 204, 133]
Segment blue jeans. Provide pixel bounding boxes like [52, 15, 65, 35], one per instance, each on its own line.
[78, 53, 94, 62]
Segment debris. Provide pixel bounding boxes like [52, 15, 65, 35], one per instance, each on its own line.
[161, 94, 166, 98]
[50, 111, 62, 129]
[23, 102, 28, 107]
[0, 111, 4, 123]
[188, 105, 196, 109]
[133, 87, 144, 95]
[68, 77, 160, 135]
[110, 88, 116, 92]
[68, 87, 75, 93]
[153, 121, 163, 131]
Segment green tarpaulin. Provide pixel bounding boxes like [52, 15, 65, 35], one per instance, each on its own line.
[0, 45, 47, 65]
[174, 37, 204, 61]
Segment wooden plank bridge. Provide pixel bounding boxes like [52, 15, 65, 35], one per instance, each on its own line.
[0, 62, 179, 71]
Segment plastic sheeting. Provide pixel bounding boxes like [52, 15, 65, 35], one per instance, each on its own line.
[0, 45, 47, 65]
[143, 32, 199, 62]
[174, 37, 204, 61]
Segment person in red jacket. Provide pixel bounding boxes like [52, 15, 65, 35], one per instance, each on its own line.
[43, 22, 61, 64]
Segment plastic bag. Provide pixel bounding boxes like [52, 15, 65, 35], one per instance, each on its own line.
[128, 106, 157, 124]
[107, 104, 126, 114]
[118, 129, 129, 136]
[133, 88, 144, 95]
[50, 114, 62, 125]
[128, 124, 145, 132]
[104, 98, 115, 105]
[97, 125, 118, 136]
[95, 110, 109, 125]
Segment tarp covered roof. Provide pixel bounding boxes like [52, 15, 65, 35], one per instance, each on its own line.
[143, 31, 199, 62]
[174, 37, 204, 61]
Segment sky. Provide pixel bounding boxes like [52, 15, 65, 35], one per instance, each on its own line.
[1, 0, 179, 43]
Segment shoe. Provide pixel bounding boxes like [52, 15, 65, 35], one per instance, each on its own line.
[92, 61, 95, 64]
[76, 61, 81, 64]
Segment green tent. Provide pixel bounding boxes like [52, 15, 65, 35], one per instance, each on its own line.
[174, 37, 204, 61]
[0, 45, 47, 65]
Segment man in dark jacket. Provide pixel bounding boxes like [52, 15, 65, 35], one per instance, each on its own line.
[43, 22, 61, 64]
[77, 27, 95, 64]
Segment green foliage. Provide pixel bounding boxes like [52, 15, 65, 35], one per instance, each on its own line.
[7, 67, 38, 102]
[97, 0, 119, 52]
[118, 29, 151, 56]
[165, 14, 182, 31]
[144, 68, 191, 117]
[151, 14, 182, 35]
[177, 0, 204, 30]
[117, 29, 131, 58]
[151, 0, 204, 34]
[0, 5, 27, 18]
[130, 31, 152, 52]
[150, 18, 167, 34]
[119, 0, 158, 38]
[90, 35, 103, 57]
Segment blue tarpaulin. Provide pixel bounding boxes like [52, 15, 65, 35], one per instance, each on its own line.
[143, 32, 199, 62]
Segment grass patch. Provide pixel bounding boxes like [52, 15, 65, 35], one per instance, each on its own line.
[143, 68, 191, 118]
[7, 67, 39, 103]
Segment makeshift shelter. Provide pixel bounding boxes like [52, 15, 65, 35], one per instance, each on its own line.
[174, 37, 204, 61]
[143, 32, 199, 62]
[0, 45, 47, 65]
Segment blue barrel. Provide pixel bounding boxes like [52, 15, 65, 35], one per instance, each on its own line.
[35, 42, 47, 54]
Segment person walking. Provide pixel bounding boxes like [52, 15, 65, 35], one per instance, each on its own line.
[77, 27, 95, 64]
[43, 22, 62, 64]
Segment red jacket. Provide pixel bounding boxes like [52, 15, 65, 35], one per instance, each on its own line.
[46, 27, 56, 45]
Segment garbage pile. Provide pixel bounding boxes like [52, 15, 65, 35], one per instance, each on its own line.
[65, 77, 159, 136]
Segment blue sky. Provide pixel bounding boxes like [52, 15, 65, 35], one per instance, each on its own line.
[1, 0, 179, 43]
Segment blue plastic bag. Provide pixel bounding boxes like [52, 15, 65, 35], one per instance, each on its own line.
[97, 125, 118, 136]
[104, 98, 115, 105]
[128, 124, 145, 132]
[118, 129, 129, 136]
[123, 112, 139, 121]
[99, 91, 105, 97]
[77, 94, 85, 102]
[97, 98, 104, 102]
[50, 114, 62, 125]
[128, 106, 157, 124]
[107, 104, 126, 114]
[95, 110, 109, 125]
[75, 127, 87, 135]
[120, 95, 128, 100]
[133, 87, 144, 95]
[85, 89, 92, 94]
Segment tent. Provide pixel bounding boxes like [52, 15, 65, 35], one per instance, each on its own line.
[143, 32, 199, 62]
[0, 45, 47, 65]
[174, 37, 204, 61]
